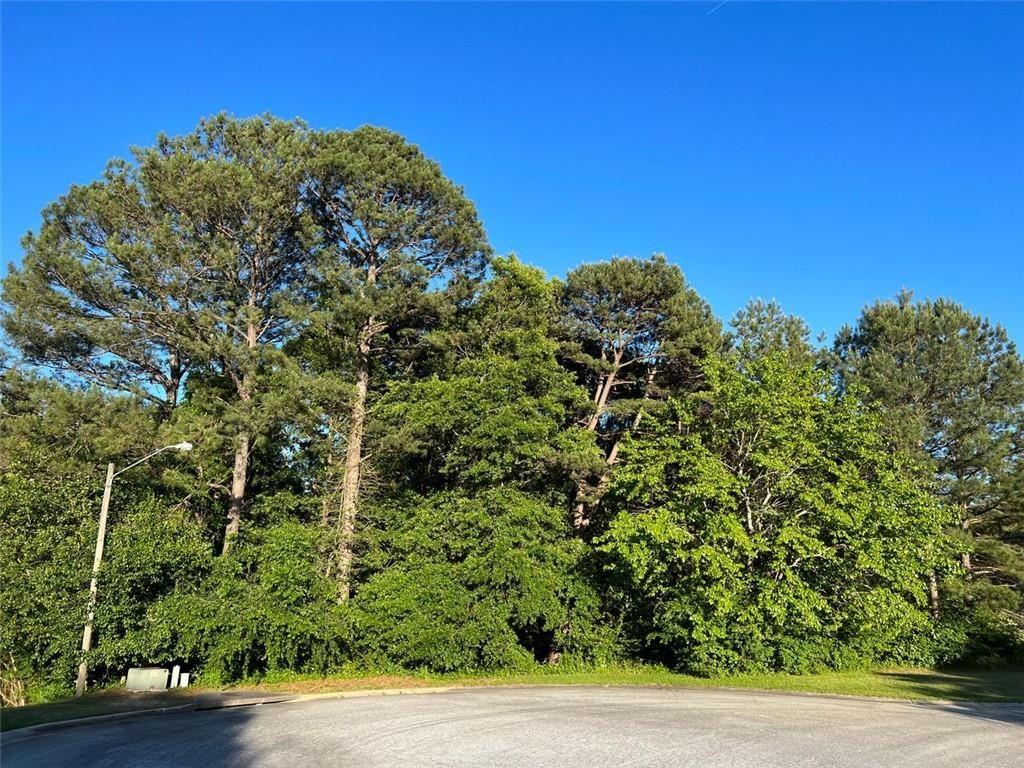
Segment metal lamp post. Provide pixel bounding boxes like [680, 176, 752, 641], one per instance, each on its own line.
[75, 442, 193, 697]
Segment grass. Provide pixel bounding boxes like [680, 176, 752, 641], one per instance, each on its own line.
[4, 666, 1021, 733]
[232, 665, 1024, 702]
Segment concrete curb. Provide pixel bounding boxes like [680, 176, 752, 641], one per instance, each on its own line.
[2, 703, 196, 745]
[279, 682, 1024, 708]
[291, 685, 461, 702]
[0, 692, 312, 744]
[193, 693, 297, 711]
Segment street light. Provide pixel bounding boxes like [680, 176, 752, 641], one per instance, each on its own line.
[75, 441, 193, 697]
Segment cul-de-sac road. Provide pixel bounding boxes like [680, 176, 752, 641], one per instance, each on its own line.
[4, 686, 1022, 767]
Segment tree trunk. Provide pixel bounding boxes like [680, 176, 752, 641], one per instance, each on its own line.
[573, 364, 654, 532]
[585, 349, 623, 432]
[929, 570, 941, 618]
[961, 508, 973, 573]
[574, 353, 623, 529]
[221, 317, 257, 555]
[605, 370, 654, 467]
[166, 349, 183, 410]
[572, 499, 589, 531]
[336, 321, 372, 602]
[320, 426, 341, 529]
[222, 430, 250, 554]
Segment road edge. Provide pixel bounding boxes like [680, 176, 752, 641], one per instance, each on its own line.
[2, 703, 196, 745]
[4, 682, 1021, 744]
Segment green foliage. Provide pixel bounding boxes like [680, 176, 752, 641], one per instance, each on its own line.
[558, 253, 721, 413]
[310, 125, 490, 289]
[1, 116, 1021, 701]
[92, 501, 214, 673]
[374, 258, 600, 498]
[354, 260, 615, 671]
[354, 489, 614, 671]
[120, 520, 348, 684]
[600, 356, 952, 674]
[835, 292, 1024, 662]
[0, 369, 161, 476]
[2, 114, 315, 412]
[729, 298, 815, 367]
[0, 461, 95, 693]
[299, 123, 492, 395]
[0, 458, 214, 694]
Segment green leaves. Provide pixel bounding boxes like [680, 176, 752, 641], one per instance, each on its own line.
[835, 292, 1024, 661]
[3, 115, 1021, 697]
[600, 355, 949, 674]
[372, 256, 601, 499]
[0, 464, 95, 690]
[354, 489, 606, 671]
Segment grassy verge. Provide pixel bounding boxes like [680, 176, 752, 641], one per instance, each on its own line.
[4, 667, 1021, 732]
[231, 666, 1024, 702]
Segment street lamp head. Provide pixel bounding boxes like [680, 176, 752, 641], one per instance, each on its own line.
[174, 442, 194, 451]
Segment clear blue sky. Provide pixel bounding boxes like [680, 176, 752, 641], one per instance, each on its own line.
[3, 2, 1022, 341]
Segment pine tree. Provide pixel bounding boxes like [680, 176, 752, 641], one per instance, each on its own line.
[729, 298, 814, 367]
[557, 254, 720, 529]
[2, 114, 316, 551]
[834, 292, 1024, 657]
[305, 126, 490, 599]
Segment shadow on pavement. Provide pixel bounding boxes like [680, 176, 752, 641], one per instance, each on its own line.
[874, 670, 1024, 728]
[922, 701, 1024, 728]
[5, 703, 261, 768]
[876, 670, 1022, 699]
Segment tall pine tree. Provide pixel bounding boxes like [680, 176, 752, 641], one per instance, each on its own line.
[3, 114, 316, 551]
[305, 126, 490, 599]
[557, 254, 720, 529]
[835, 292, 1024, 658]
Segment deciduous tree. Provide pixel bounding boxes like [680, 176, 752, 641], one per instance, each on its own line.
[600, 355, 949, 673]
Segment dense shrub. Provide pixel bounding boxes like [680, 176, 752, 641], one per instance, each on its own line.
[0, 464, 95, 695]
[0, 461, 215, 693]
[120, 521, 350, 684]
[354, 489, 616, 671]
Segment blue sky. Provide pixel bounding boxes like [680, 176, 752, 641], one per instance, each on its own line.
[3, 2, 1022, 341]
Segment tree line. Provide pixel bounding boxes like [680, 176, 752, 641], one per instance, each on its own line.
[1, 115, 1021, 696]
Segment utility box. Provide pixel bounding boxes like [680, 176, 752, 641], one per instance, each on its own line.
[126, 667, 169, 692]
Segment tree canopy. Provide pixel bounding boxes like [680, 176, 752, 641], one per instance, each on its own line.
[1, 116, 1021, 699]
[834, 292, 1024, 659]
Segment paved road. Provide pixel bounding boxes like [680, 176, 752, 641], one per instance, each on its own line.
[4, 687, 1022, 767]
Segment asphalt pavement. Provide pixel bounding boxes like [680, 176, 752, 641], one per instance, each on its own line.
[4, 686, 1022, 767]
